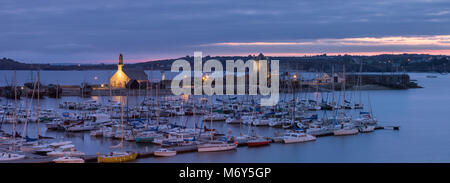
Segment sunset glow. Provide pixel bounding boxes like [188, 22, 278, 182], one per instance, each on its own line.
[210, 35, 450, 47]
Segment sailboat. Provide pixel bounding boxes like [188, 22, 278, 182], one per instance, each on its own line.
[53, 156, 85, 163]
[97, 95, 138, 163]
[6, 71, 26, 159]
[154, 148, 177, 157]
[247, 137, 270, 147]
[197, 96, 237, 152]
[246, 96, 270, 147]
[0, 152, 25, 161]
[356, 93, 377, 132]
[333, 122, 358, 136]
[354, 61, 364, 109]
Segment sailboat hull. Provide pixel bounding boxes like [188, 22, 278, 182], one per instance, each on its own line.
[247, 140, 270, 147]
[97, 152, 138, 163]
[197, 144, 237, 152]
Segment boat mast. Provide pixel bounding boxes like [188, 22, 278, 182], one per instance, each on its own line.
[368, 93, 373, 118]
[37, 71, 40, 141]
[12, 71, 17, 151]
[109, 82, 112, 120]
[331, 65, 335, 107]
[56, 81, 59, 119]
[147, 67, 152, 127]
[358, 61, 363, 108]
[120, 94, 124, 150]
[22, 76, 37, 140]
[193, 95, 197, 139]
[210, 96, 213, 141]
[342, 64, 346, 106]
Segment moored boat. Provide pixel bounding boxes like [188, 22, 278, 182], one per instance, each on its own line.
[282, 132, 316, 144]
[53, 157, 85, 163]
[334, 123, 359, 136]
[97, 151, 138, 163]
[247, 138, 271, 147]
[359, 125, 375, 133]
[154, 149, 177, 157]
[197, 141, 237, 152]
[0, 153, 25, 161]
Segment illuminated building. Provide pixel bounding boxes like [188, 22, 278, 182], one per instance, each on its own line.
[109, 54, 149, 88]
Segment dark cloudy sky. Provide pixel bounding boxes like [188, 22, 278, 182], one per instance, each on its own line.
[2, 0, 450, 63]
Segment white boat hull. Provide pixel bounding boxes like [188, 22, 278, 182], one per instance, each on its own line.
[334, 128, 359, 136]
[198, 144, 237, 152]
[283, 135, 316, 144]
[154, 151, 177, 157]
[53, 157, 85, 163]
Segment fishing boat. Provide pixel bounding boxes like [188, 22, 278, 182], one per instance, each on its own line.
[247, 138, 271, 147]
[154, 149, 177, 157]
[197, 141, 237, 152]
[97, 151, 138, 163]
[282, 132, 316, 144]
[53, 156, 85, 163]
[0, 152, 25, 161]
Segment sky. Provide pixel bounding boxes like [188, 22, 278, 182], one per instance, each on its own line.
[1, 0, 450, 64]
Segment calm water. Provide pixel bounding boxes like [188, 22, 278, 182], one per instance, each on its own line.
[1, 71, 449, 162]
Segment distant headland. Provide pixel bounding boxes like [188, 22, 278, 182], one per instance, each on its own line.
[1, 53, 449, 73]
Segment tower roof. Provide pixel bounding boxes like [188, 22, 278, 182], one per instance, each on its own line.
[119, 53, 123, 65]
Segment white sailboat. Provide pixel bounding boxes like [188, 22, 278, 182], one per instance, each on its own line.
[197, 141, 237, 152]
[0, 152, 25, 161]
[154, 148, 177, 157]
[282, 132, 316, 144]
[333, 123, 359, 136]
[198, 96, 237, 152]
[53, 156, 85, 163]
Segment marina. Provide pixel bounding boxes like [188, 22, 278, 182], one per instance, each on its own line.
[1, 69, 446, 163]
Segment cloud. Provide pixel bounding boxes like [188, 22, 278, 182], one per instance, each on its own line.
[209, 35, 450, 47]
[1, 0, 450, 63]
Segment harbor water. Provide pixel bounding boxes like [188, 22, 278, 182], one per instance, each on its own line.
[1, 72, 449, 162]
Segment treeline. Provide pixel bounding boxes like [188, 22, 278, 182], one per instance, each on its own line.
[1, 54, 449, 73]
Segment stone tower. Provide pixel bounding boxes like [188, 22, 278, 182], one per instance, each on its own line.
[118, 53, 124, 70]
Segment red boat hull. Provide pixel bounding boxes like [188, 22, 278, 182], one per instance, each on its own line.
[247, 140, 270, 147]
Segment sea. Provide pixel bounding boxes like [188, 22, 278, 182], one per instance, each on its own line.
[0, 70, 449, 162]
